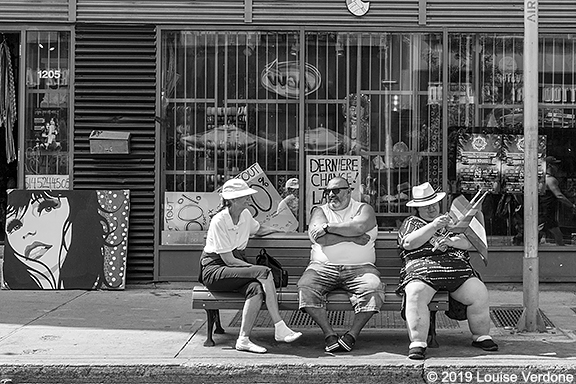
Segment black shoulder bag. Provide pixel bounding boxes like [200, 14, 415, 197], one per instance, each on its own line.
[256, 248, 288, 288]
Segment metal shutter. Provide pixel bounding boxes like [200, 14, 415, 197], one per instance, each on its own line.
[0, 0, 69, 23]
[74, 25, 157, 283]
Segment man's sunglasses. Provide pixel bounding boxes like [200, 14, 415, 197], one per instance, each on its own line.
[323, 187, 349, 195]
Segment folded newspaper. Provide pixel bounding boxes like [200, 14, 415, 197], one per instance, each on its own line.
[447, 190, 489, 266]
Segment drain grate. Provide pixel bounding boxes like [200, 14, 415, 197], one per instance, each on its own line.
[489, 306, 555, 329]
[229, 310, 460, 329]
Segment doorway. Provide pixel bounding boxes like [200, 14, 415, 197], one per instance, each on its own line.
[0, 32, 20, 243]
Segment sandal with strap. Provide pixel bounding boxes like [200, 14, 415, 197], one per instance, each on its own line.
[408, 346, 426, 360]
[337, 332, 356, 352]
[324, 334, 341, 352]
[472, 339, 498, 351]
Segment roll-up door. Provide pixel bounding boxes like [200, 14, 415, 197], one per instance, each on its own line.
[74, 25, 157, 283]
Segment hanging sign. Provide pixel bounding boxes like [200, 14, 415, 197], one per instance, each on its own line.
[261, 59, 321, 99]
[346, 0, 370, 16]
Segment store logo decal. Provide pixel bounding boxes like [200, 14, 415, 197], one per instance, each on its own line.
[346, 0, 370, 16]
[261, 59, 321, 99]
[472, 136, 488, 152]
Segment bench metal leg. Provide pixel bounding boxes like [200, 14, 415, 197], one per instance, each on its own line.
[427, 311, 439, 348]
[204, 309, 226, 347]
[204, 309, 217, 347]
[214, 310, 225, 334]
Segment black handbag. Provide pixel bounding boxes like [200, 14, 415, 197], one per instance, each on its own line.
[256, 248, 288, 288]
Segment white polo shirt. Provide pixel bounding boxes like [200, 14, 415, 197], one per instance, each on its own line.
[203, 208, 260, 254]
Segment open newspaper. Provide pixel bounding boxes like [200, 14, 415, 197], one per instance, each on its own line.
[447, 190, 489, 266]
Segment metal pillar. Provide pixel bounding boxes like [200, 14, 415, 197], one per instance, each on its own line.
[518, 0, 546, 332]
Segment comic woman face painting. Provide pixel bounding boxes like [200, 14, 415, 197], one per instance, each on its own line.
[5, 192, 71, 288]
[4, 190, 109, 290]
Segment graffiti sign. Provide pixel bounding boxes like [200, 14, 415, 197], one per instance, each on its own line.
[164, 163, 298, 234]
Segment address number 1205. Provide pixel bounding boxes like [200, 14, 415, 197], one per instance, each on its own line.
[37, 69, 62, 79]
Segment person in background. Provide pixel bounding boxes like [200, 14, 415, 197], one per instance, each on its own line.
[200, 179, 302, 354]
[538, 156, 576, 246]
[397, 182, 497, 360]
[298, 176, 384, 353]
[277, 177, 299, 220]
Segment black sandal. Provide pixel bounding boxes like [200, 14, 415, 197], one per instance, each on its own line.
[337, 332, 356, 352]
[472, 339, 498, 351]
[408, 346, 426, 360]
[324, 334, 341, 352]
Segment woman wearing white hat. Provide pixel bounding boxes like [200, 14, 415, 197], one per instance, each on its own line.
[397, 182, 497, 360]
[200, 179, 302, 353]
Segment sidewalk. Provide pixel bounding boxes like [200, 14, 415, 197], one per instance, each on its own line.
[0, 283, 575, 384]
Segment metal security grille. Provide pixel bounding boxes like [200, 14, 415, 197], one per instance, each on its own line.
[161, 31, 443, 232]
[229, 310, 460, 329]
[489, 306, 555, 329]
[74, 25, 157, 283]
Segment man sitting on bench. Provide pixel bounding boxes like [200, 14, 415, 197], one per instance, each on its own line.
[298, 176, 385, 353]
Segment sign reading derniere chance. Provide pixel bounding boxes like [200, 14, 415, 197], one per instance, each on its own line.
[306, 155, 362, 222]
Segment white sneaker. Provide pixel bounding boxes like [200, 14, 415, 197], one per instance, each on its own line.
[275, 330, 302, 343]
[235, 338, 267, 354]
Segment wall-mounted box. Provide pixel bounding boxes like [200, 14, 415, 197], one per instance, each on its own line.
[89, 130, 131, 154]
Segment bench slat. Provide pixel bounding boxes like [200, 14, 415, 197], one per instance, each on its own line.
[191, 286, 449, 312]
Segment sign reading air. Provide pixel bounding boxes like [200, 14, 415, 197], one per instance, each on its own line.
[346, 0, 370, 16]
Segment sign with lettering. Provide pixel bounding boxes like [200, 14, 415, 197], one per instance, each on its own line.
[457, 134, 502, 194]
[501, 134, 547, 194]
[25, 175, 69, 190]
[306, 155, 362, 222]
[233, 163, 298, 231]
[261, 59, 321, 99]
[163, 163, 298, 236]
[456, 133, 547, 195]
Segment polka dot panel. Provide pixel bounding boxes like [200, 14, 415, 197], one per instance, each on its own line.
[97, 190, 130, 289]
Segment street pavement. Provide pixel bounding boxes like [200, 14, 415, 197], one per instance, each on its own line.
[0, 283, 575, 384]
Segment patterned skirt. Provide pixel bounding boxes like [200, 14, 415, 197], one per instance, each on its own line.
[397, 249, 478, 294]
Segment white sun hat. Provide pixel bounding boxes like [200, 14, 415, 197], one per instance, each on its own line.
[406, 182, 446, 207]
[285, 178, 299, 189]
[220, 179, 258, 200]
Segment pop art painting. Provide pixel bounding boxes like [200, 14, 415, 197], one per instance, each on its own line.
[2, 190, 130, 290]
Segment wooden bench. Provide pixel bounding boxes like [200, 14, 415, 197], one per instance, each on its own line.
[191, 234, 450, 348]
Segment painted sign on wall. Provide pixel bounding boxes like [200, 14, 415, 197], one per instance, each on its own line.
[163, 163, 298, 240]
[2, 190, 130, 290]
[164, 192, 222, 232]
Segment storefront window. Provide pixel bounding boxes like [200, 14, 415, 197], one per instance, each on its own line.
[448, 33, 576, 246]
[24, 31, 70, 190]
[160, 31, 443, 239]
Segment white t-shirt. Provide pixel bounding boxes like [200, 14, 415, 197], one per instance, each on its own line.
[310, 199, 377, 265]
[203, 208, 260, 254]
